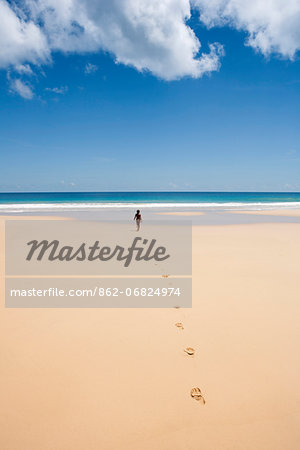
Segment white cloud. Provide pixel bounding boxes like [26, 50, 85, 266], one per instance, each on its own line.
[1, 0, 300, 100]
[9, 78, 34, 99]
[45, 86, 68, 94]
[60, 180, 76, 186]
[0, 0, 49, 68]
[15, 64, 34, 75]
[0, 0, 222, 85]
[192, 0, 300, 59]
[85, 63, 98, 74]
[70, 0, 223, 80]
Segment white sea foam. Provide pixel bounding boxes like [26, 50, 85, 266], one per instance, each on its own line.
[1, 201, 300, 212]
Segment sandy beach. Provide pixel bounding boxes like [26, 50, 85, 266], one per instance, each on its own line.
[1, 0, 300, 446]
[156, 211, 205, 216]
[1, 214, 300, 449]
[230, 209, 300, 217]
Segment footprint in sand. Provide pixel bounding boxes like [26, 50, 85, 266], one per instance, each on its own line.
[184, 347, 195, 356]
[190, 387, 206, 404]
[175, 322, 184, 330]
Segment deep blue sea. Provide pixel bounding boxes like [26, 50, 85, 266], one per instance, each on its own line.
[0, 192, 300, 212]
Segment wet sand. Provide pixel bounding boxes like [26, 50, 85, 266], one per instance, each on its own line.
[230, 209, 300, 217]
[156, 211, 205, 216]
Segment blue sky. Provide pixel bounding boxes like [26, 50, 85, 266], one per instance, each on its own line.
[0, 1, 300, 192]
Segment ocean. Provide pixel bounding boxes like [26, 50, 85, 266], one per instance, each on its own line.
[0, 192, 300, 213]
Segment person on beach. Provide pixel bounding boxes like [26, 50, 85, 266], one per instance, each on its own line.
[134, 209, 142, 231]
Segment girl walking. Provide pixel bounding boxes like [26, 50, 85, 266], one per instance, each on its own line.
[133, 209, 142, 231]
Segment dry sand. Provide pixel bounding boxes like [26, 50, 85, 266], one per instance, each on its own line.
[1, 216, 300, 449]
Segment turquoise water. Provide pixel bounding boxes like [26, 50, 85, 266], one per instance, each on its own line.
[0, 192, 300, 212]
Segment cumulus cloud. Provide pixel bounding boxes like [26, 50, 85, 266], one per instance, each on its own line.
[192, 0, 300, 59]
[0, 0, 49, 68]
[1, 0, 300, 99]
[69, 0, 222, 80]
[0, 0, 222, 85]
[9, 78, 34, 99]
